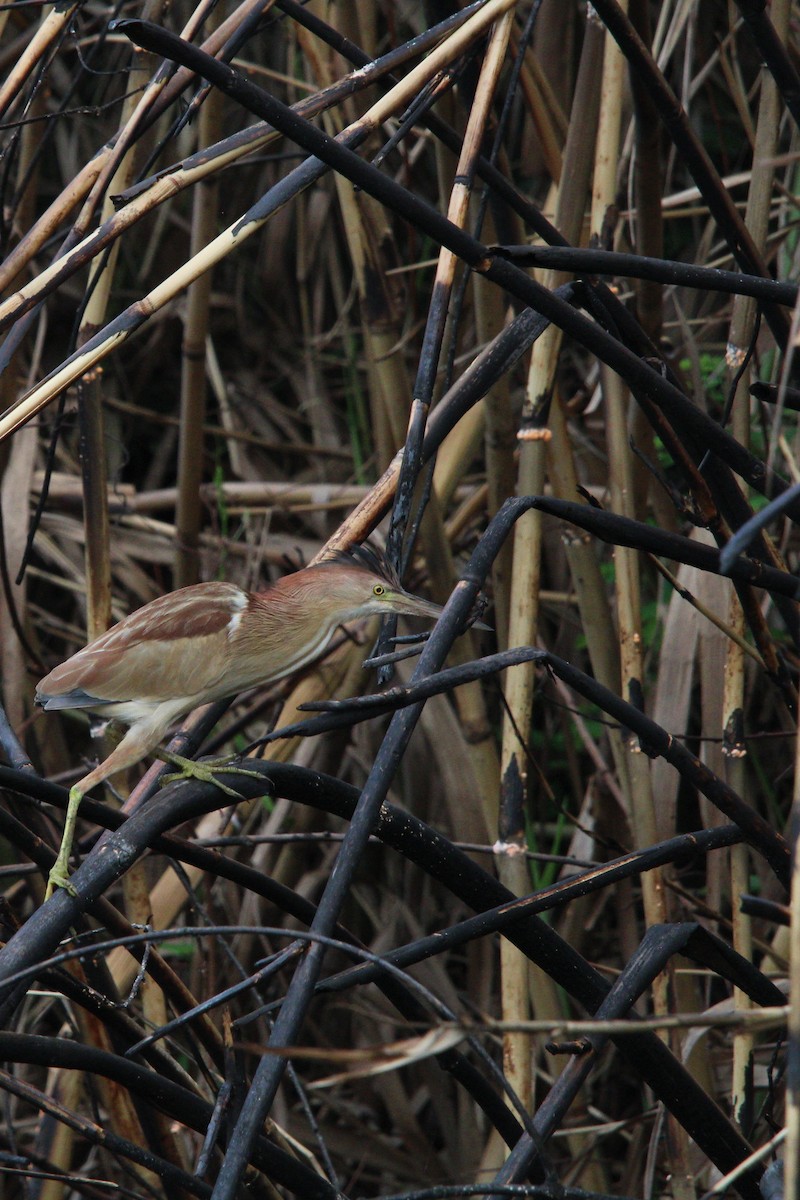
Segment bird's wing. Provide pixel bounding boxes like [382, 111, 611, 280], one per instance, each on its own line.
[37, 688, 111, 711]
[36, 582, 249, 708]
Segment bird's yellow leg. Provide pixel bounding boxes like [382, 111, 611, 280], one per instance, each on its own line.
[45, 784, 83, 898]
[45, 725, 148, 897]
[157, 750, 265, 798]
[44, 749, 265, 897]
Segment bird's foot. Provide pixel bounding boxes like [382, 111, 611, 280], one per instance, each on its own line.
[45, 783, 83, 899]
[158, 752, 264, 798]
[45, 866, 77, 899]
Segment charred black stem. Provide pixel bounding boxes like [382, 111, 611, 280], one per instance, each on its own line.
[734, 0, 800, 133]
[0, 1034, 337, 1200]
[318, 825, 745, 994]
[0, 770, 530, 1157]
[284, 639, 789, 886]
[0, 759, 766, 1198]
[112, 18, 799, 518]
[487, 923, 779, 1197]
[589, 0, 789, 346]
[750, 380, 800, 411]
[494, 244, 797, 306]
[528, 496, 800, 599]
[719, 481, 800, 574]
[546, 650, 789, 885]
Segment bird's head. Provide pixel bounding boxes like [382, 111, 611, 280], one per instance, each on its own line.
[312, 545, 443, 625]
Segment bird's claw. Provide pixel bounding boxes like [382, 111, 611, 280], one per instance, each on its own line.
[45, 782, 84, 899]
[45, 867, 77, 900]
[158, 753, 264, 799]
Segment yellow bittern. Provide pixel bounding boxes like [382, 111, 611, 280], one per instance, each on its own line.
[36, 546, 443, 897]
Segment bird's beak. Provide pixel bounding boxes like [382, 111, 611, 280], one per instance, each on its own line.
[395, 592, 493, 632]
[394, 591, 445, 621]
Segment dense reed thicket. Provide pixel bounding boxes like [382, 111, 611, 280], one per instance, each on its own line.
[0, 2, 797, 1197]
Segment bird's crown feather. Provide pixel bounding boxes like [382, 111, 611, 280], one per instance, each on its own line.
[319, 543, 404, 591]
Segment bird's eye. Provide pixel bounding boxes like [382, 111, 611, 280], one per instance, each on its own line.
[373, 583, 385, 597]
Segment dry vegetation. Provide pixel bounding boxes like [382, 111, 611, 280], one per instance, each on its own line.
[0, 0, 797, 1197]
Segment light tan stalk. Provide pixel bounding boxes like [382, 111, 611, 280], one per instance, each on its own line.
[0, 0, 516, 445]
[301, 21, 412, 466]
[421, 13, 516, 840]
[595, 8, 697, 1188]
[591, 0, 664, 927]
[175, 63, 224, 587]
[76, 11, 167, 643]
[414, 4, 525, 1109]
[0, 9, 470, 303]
[475, 277, 516, 647]
[590, 13, 682, 1187]
[0, 2, 80, 121]
[498, 8, 610, 1143]
[427, 8, 515, 333]
[627, 0, 664, 513]
[725, 0, 788, 1129]
[505, 9, 618, 817]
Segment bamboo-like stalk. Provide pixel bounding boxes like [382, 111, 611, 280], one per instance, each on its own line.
[302, 22, 412, 467]
[420, 3, 516, 402]
[0, 1, 80, 121]
[724, 0, 788, 1129]
[175, 62, 223, 588]
[506, 8, 620, 795]
[74, 27, 168, 642]
[625, 0, 665, 519]
[497, 8, 610, 1145]
[0, 8, 477, 306]
[0, 0, 514, 446]
[591, 11, 690, 1187]
[419, 15, 515, 841]
[474, 277, 515, 648]
[611, 21, 675, 1085]
[419, 14, 522, 855]
[593, 0, 667, 974]
[542, 34, 622, 700]
[401, 5, 521, 1108]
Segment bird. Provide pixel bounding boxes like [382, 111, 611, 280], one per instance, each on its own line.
[36, 545, 444, 897]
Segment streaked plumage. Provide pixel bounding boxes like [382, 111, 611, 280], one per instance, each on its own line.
[37, 546, 443, 896]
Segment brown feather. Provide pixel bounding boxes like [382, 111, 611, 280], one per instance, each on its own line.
[36, 550, 440, 721]
[37, 583, 248, 706]
[36, 550, 443, 898]
[320, 544, 403, 589]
